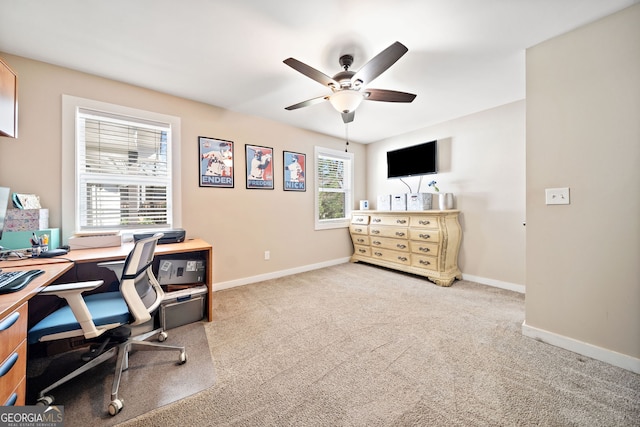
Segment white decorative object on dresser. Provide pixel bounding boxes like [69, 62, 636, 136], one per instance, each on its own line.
[349, 210, 462, 287]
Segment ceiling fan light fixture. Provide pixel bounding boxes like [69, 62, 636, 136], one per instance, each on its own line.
[329, 90, 363, 114]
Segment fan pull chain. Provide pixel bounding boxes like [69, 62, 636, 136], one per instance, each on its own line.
[345, 124, 350, 152]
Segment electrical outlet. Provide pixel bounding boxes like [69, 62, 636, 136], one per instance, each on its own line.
[545, 187, 570, 205]
[264, 250, 270, 260]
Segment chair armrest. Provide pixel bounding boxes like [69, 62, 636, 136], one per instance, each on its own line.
[40, 280, 106, 339]
[40, 280, 104, 296]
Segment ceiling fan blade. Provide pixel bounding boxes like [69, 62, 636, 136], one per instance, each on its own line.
[284, 58, 339, 88]
[364, 89, 417, 103]
[285, 95, 329, 111]
[351, 41, 408, 86]
[342, 111, 355, 123]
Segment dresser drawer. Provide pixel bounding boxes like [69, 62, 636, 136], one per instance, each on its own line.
[370, 215, 409, 226]
[353, 245, 371, 257]
[411, 254, 439, 272]
[410, 215, 439, 229]
[369, 225, 408, 239]
[0, 340, 26, 406]
[410, 241, 440, 256]
[352, 235, 370, 246]
[0, 303, 28, 360]
[370, 248, 411, 265]
[409, 228, 441, 243]
[349, 224, 369, 235]
[370, 236, 409, 252]
[351, 214, 370, 225]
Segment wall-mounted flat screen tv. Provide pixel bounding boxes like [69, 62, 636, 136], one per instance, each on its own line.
[387, 140, 437, 178]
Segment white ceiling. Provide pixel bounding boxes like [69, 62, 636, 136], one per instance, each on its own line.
[0, 0, 636, 143]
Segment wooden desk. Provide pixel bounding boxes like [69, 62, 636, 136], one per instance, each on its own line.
[0, 263, 72, 406]
[0, 238, 214, 322]
[0, 238, 213, 406]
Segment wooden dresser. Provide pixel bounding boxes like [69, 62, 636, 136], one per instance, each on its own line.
[349, 210, 462, 286]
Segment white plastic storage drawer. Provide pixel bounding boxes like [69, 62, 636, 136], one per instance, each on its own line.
[160, 285, 208, 330]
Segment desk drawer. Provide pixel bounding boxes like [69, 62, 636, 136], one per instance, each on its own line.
[0, 303, 27, 360]
[0, 340, 26, 405]
[4, 377, 26, 406]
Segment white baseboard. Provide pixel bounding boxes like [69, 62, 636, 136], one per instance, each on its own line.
[522, 321, 640, 374]
[461, 273, 525, 294]
[213, 257, 351, 292]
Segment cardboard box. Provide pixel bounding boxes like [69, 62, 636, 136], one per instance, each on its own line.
[407, 193, 433, 211]
[157, 258, 206, 285]
[68, 233, 122, 250]
[3, 208, 49, 231]
[377, 195, 391, 211]
[391, 194, 407, 211]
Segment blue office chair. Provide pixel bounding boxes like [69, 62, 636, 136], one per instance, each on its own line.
[28, 233, 187, 416]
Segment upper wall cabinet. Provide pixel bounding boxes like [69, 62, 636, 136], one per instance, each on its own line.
[0, 57, 18, 138]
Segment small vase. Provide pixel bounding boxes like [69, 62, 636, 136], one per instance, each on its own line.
[438, 193, 454, 210]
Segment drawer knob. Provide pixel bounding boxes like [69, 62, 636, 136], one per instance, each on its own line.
[0, 352, 19, 377]
[373, 241, 381, 245]
[396, 219, 407, 224]
[356, 218, 364, 222]
[397, 244, 407, 249]
[373, 218, 381, 223]
[419, 260, 431, 266]
[398, 257, 408, 261]
[357, 239, 364, 243]
[358, 249, 367, 253]
[396, 232, 405, 237]
[4, 392, 18, 406]
[355, 228, 363, 232]
[420, 247, 430, 253]
[0, 311, 20, 331]
[371, 230, 380, 234]
[374, 252, 383, 256]
[420, 220, 431, 225]
[419, 233, 431, 239]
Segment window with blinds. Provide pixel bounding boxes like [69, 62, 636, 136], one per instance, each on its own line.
[314, 146, 353, 229]
[76, 108, 172, 231]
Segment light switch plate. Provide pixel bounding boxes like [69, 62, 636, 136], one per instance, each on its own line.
[545, 187, 570, 205]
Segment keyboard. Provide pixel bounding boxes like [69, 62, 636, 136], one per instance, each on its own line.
[0, 269, 45, 294]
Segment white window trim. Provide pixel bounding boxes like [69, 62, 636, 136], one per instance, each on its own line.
[314, 146, 354, 230]
[62, 95, 181, 243]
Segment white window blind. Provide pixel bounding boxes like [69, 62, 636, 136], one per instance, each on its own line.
[76, 108, 172, 231]
[315, 146, 353, 229]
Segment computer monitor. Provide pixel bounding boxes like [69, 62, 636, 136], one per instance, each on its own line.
[0, 186, 10, 240]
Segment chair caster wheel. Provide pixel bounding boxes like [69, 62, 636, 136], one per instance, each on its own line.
[108, 398, 123, 416]
[158, 331, 168, 342]
[178, 351, 187, 365]
[37, 395, 54, 406]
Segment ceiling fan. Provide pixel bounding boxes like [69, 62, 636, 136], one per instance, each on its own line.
[283, 41, 417, 123]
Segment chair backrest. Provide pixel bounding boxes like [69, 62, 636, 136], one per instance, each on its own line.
[119, 233, 165, 325]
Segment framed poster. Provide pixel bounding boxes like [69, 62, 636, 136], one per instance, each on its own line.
[245, 144, 274, 189]
[283, 151, 306, 191]
[199, 136, 234, 188]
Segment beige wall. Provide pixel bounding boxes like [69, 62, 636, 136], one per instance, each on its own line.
[367, 101, 526, 289]
[525, 4, 640, 365]
[0, 53, 367, 285]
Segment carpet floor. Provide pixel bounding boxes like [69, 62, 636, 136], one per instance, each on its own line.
[117, 262, 640, 426]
